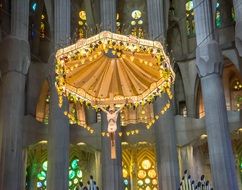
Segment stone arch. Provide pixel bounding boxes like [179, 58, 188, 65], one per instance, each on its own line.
[222, 57, 242, 111]
[194, 55, 242, 118]
[36, 80, 50, 123]
[174, 64, 186, 116]
[194, 75, 204, 118]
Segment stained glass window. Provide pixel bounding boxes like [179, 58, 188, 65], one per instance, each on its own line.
[231, 80, 242, 111]
[232, 7, 235, 21]
[78, 10, 87, 39]
[137, 159, 158, 190]
[130, 9, 144, 38]
[185, 0, 195, 37]
[215, 2, 222, 28]
[36, 158, 83, 190]
[32, 2, 37, 11]
[123, 164, 131, 190]
[116, 13, 121, 33]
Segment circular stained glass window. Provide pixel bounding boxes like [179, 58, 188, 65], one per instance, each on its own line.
[37, 173, 45, 181]
[123, 169, 128, 178]
[131, 21, 136, 26]
[77, 170, 82, 178]
[138, 180, 144, 186]
[152, 179, 158, 185]
[138, 170, 146, 179]
[145, 178, 151, 184]
[186, 1, 193, 11]
[132, 10, 142, 19]
[142, 159, 152, 170]
[138, 20, 143, 25]
[74, 178, 79, 184]
[124, 179, 129, 185]
[69, 170, 75, 180]
[79, 11, 87, 20]
[42, 161, 48, 171]
[71, 159, 79, 169]
[37, 182, 42, 188]
[148, 169, 156, 178]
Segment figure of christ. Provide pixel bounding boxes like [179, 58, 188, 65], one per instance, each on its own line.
[100, 105, 124, 159]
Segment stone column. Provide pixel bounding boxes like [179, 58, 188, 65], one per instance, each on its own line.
[101, 112, 123, 190]
[46, 0, 70, 189]
[100, 1, 123, 189]
[193, 0, 238, 189]
[0, 37, 30, 190]
[0, 0, 29, 189]
[147, 0, 165, 41]
[100, 0, 116, 31]
[147, 0, 180, 189]
[153, 94, 180, 190]
[85, 106, 97, 125]
[233, 0, 242, 56]
[11, 0, 29, 40]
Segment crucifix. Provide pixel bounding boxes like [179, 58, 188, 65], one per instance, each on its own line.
[99, 94, 124, 159]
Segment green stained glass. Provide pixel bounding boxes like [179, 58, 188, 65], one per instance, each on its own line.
[69, 170, 76, 180]
[71, 159, 79, 169]
[77, 170, 83, 178]
[69, 181, 72, 187]
[37, 173, 45, 181]
[215, 2, 222, 28]
[35, 158, 82, 190]
[186, 1, 193, 11]
[74, 178, 79, 184]
[42, 161, 48, 171]
[186, 0, 195, 36]
[232, 8, 235, 21]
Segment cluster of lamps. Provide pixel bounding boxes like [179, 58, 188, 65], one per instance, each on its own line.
[146, 99, 171, 130]
[233, 80, 242, 111]
[101, 129, 140, 137]
[63, 110, 95, 134]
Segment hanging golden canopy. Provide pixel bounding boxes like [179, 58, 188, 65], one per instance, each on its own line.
[55, 31, 175, 108]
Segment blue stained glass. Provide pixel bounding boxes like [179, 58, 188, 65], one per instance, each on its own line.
[216, 2, 220, 8]
[32, 2, 37, 11]
[124, 179, 129, 185]
[37, 182, 42, 188]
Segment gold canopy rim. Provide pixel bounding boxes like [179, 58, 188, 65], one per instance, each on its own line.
[55, 31, 175, 108]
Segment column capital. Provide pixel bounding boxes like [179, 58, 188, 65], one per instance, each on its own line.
[0, 36, 30, 75]
[196, 40, 223, 78]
